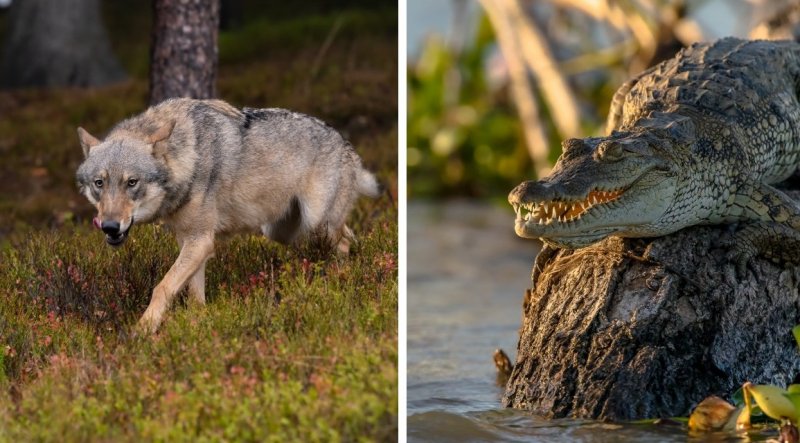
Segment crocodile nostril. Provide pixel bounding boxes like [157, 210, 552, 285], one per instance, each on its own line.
[101, 221, 121, 235]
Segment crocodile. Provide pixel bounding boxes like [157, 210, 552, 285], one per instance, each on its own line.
[508, 37, 800, 275]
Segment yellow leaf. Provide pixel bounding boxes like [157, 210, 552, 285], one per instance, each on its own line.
[745, 383, 799, 422]
[737, 395, 752, 431]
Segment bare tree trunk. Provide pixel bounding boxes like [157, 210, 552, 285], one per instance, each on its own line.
[479, 0, 552, 177]
[504, 192, 800, 420]
[504, 0, 582, 140]
[0, 0, 126, 89]
[479, 0, 586, 176]
[149, 0, 220, 105]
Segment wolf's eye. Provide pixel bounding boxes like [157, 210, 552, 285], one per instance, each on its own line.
[94, 179, 103, 188]
[127, 178, 139, 187]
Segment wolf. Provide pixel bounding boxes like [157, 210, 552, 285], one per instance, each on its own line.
[76, 98, 380, 333]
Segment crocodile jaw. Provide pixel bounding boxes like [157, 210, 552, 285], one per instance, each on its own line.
[511, 178, 675, 248]
[512, 189, 623, 247]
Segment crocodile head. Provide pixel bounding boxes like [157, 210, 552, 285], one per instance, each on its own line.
[509, 128, 684, 248]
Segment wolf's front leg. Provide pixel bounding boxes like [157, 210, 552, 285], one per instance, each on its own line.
[187, 260, 208, 305]
[138, 232, 215, 333]
[176, 233, 209, 305]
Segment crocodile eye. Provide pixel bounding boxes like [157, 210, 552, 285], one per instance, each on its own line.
[94, 179, 104, 188]
[598, 142, 625, 162]
[127, 178, 139, 187]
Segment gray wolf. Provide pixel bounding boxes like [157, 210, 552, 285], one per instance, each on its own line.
[76, 98, 379, 333]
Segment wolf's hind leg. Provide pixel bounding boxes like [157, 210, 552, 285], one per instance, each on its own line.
[138, 232, 215, 333]
[330, 224, 355, 255]
[321, 184, 359, 255]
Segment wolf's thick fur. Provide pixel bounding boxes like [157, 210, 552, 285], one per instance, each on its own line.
[76, 98, 379, 333]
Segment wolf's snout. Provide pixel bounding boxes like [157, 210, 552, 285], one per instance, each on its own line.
[101, 220, 121, 235]
[101, 219, 130, 247]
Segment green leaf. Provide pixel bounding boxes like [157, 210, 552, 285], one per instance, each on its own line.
[747, 384, 798, 421]
[793, 325, 800, 350]
[786, 392, 800, 417]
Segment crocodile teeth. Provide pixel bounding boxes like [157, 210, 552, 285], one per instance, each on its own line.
[521, 188, 625, 226]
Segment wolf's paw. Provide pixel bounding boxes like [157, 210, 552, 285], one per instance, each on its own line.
[136, 309, 163, 335]
[335, 237, 351, 255]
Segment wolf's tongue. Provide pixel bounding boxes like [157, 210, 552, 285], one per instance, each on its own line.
[92, 217, 102, 230]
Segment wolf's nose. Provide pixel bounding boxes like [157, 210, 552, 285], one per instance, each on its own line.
[101, 221, 120, 235]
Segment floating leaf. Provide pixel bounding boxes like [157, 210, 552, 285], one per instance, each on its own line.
[727, 407, 748, 432]
[744, 383, 799, 423]
[787, 384, 800, 419]
[688, 396, 736, 431]
[738, 387, 753, 431]
[733, 387, 763, 416]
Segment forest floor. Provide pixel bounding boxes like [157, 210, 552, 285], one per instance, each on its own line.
[0, 5, 397, 441]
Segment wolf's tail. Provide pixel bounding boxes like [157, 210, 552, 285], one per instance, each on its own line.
[357, 168, 381, 198]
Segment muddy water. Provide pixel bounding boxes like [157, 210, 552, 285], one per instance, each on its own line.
[406, 202, 765, 442]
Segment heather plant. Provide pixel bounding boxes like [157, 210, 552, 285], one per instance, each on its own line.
[0, 200, 397, 440]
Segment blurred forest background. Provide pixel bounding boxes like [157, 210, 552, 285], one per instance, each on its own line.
[0, 0, 397, 238]
[408, 0, 800, 200]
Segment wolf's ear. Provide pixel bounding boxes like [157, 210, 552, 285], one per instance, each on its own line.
[77, 127, 101, 158]
[147, 120, 176, 159]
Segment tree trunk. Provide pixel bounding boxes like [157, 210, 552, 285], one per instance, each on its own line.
[0, 0, 126, 89]
[503, 191, 800, 421]
[149, 0, 220, 105]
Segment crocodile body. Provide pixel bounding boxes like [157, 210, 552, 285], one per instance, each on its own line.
[509, 38, 800, 271]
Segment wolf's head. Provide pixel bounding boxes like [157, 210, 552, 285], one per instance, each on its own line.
[75, 121, 175, 246]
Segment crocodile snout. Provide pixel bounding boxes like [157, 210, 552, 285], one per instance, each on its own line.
[508, 180, 565, 205]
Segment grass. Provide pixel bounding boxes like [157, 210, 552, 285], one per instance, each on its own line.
[0, 5, 397, 441]
[0, 205, 397, 441]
